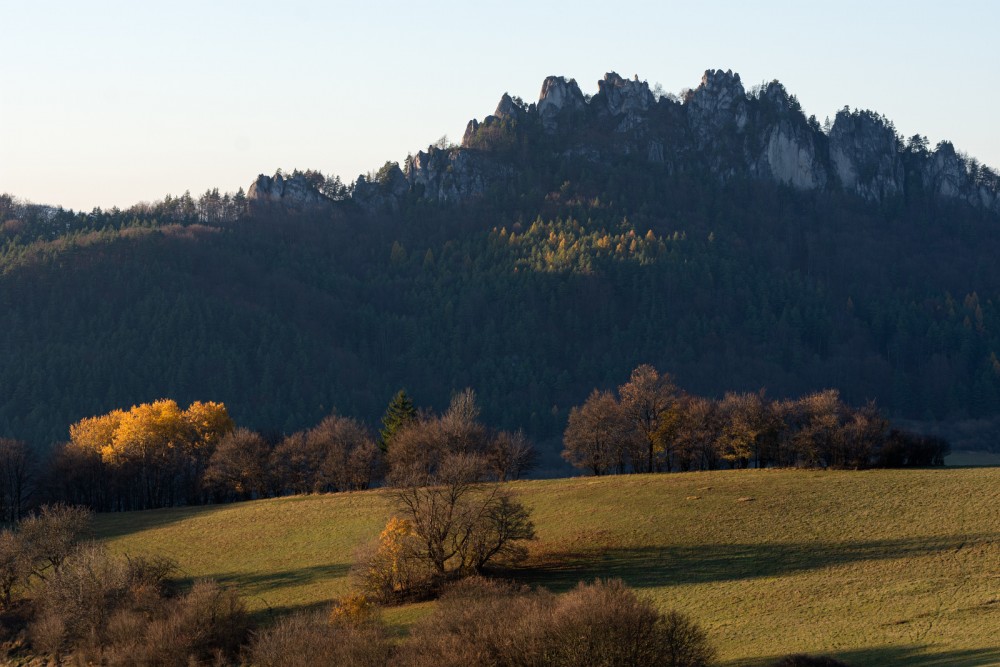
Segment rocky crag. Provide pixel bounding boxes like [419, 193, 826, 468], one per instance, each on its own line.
[249, 69, 1000, 215]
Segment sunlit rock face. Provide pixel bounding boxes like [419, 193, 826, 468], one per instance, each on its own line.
[536, 76, 587, 132]
[829, 110, 904, 201]
[591, 72, 656, 133]
[686, 69, 748, 141]
[247, 173, 333, 211]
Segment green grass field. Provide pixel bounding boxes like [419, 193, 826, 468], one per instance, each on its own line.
[94, 468, 1000, 666]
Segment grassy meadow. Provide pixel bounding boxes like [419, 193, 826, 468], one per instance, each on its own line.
[94, 468, 1000, 666]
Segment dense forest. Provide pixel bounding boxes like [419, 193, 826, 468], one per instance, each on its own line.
[2, 124, 1000, 456]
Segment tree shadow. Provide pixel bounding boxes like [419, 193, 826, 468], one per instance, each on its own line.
[513, 534, 996, 591]
[92, 502, 241, 540]
[739, 645, 1000, 667]
[247, 599, 333, 625]
[187, 562, 351, 594]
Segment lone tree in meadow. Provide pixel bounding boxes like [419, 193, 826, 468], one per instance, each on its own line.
[359, 390, 535, 601]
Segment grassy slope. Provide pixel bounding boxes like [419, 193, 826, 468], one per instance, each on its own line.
[94, 469, 1000, 666]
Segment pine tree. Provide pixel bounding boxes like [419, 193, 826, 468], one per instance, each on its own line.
[379, 390, 417, 453]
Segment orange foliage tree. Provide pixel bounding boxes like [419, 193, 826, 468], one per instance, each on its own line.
[66, 400, 233, 509]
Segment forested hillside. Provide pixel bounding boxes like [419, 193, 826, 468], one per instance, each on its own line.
[4, 69, 1000, 451]
[3, 161, 999, 451]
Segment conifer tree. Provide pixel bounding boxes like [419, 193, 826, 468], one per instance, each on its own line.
[379, 390, 417, 453]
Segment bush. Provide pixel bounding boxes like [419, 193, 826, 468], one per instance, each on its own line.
[103, 580, 251, 666]
[546, 579, 715, 667]
[28, 544, 250, 665]
[395, 577, 715, 667]
[248, 606, 392, 667]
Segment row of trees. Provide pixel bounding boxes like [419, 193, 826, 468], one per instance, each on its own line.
[563, 365, 950, 475]
[39, 390, 536, 513]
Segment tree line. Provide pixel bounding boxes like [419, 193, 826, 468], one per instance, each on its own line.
[563, 365, 950, 476]
[4, 149, 1000, 453]
[15, 389, 535, 513]
[1, 369, 952, 516]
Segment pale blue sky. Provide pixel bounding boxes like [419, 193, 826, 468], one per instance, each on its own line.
[2, 0, 997, 211]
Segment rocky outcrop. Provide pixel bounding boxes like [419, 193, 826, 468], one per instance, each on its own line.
[922, 142, 1000, 214]
[749, 83, 827, 190]
[757, 123, 826, 189]
[829, 110, 903, 201]
[536, 76, 586, 132]
[247, 173, 334, 212]
[592, 72, 656, 133]
[687, 69, 748, 141]
[405, 146, 505, 203]
[353, 163, 409, 213]
[253, 67, 998, 217]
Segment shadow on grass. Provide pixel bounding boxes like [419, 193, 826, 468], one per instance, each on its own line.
[740, 645, 1000, 667]
[514, 534, 997, 591]
[92, 502, 240, 540]
[249, 600, 333, 625]
[191, 562, 351, 594]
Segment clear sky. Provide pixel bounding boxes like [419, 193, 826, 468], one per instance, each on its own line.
[3, 0, 998, 211]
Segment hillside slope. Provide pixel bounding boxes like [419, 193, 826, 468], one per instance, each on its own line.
[96, 468, 1000, 666]
[3, 68, 1000, 449]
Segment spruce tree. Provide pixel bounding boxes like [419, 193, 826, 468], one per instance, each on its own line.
[379, 390, 417, 453]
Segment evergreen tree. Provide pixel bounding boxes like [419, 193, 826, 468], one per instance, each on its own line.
[378, 390, 417, 453]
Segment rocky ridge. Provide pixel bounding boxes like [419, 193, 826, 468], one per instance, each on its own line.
[248, 68, 1000, 216]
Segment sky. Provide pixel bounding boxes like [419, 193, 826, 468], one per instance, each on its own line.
[3, 0, 998, 211]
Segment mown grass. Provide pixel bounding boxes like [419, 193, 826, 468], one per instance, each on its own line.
[94, 468, 1000, 666]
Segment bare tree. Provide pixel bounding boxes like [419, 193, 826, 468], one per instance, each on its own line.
[19, 504, 93, 578]
[562, 390, 631, 475]
[204, 428, 272, 500]
[486, 429, 537, 481]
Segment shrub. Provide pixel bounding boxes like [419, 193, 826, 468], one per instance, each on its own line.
[247, 606, 392, 667]
[353, 516, 436, 603]
[28, 544, 249, 665]
[395, 577, 715, 667]
[546, 579, 715, 667]
[104, 580, 251, 666]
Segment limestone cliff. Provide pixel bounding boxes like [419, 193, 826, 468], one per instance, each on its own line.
[247, 173, 334, 212]
[249, 67, 1000, 217]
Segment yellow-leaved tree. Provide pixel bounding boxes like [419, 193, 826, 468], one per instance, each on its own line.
[67, 399, 233, 509]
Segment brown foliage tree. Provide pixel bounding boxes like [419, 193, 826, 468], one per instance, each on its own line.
[619, 364, 678, 473]
[562, 389, 631, 475]
[204, 427, 272, 500]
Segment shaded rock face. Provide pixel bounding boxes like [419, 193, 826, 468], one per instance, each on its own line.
[405, 147, 505, 203]
[247, 173, 333, 211]
[749, 83, 827, 190]
[353, 163, 409, 213]
[922, 142, 1000, 214]
[758, 122, 826, 189]
[829, 110, 903, 201]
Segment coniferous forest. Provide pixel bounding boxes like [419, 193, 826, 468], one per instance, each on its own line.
[2, 134, 1000, 455]
[0, 155, 1000, 456]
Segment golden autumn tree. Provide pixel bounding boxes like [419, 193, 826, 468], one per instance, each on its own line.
[66, 399, 234, 509]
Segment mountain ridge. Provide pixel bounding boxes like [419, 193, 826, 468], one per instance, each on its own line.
[247, 68, 1000, 218]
